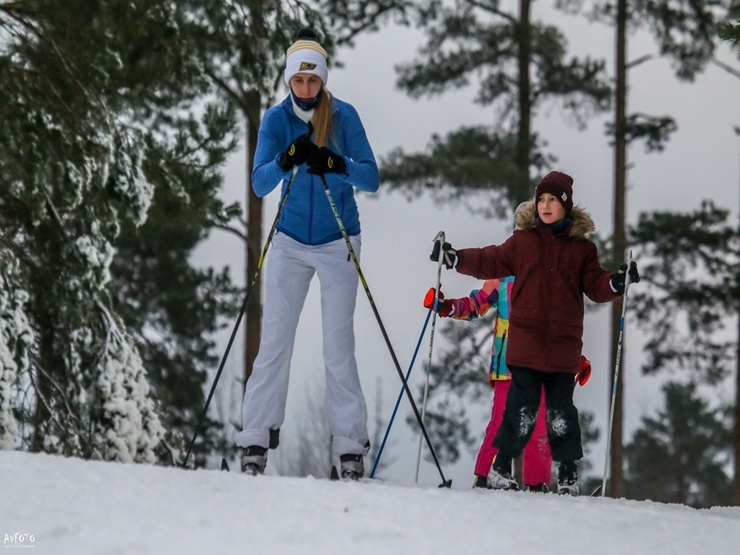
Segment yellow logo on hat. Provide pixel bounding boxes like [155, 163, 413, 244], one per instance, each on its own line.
[299, 62, 317, 70]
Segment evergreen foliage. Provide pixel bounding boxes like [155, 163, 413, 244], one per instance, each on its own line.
[192, 0, 430, 461]
[628, 201, 739, 505]
[625, 381, 732, 508]
[577, 410, 601, 488]
[629, 201, 739, 385]
[406, 318, 492, 464]
[564, 1, 734, 80]
[561, 0, 737, 499]
[390, 1, 737, 501]
[719, 18, 740, 47]
[381, 1, 612, 210]
[388, 2, 611, 467]
[631, 0, 732, 81]
[569, 0, 736, 149]
[0, 0, 240, 463]
[111, 181, 241, 466]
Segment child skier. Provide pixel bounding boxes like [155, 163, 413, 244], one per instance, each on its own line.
[430, 171, 639, 495]
[423, 276, 554, 491]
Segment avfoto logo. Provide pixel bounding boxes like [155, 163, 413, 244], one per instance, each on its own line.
[3, 532, 36, 549]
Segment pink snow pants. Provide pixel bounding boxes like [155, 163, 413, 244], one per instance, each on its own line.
[474, 380, 552, 486]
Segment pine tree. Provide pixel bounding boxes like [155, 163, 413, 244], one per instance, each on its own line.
[533, 0, 736, 497]
[629, 200, 739, 504]
[111, 177, 242, 465]
[0, 0, 240, 462]
[629, 201, 738, 386]
[625, 381, 732, 508]
[383, 2, 612, 462]
[382, 0, 612, 213]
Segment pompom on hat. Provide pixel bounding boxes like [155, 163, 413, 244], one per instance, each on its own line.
[534, 171, 574, 215]
[283, 28, 329, 87]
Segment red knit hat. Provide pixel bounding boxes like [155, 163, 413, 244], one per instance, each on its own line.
[535, 171, 574, 215]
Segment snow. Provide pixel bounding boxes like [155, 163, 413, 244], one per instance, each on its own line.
[2, 451, 739, 554]
[0, 273, 31, 449]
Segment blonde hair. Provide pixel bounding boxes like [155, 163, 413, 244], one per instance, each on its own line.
[311, 89, 334, 148]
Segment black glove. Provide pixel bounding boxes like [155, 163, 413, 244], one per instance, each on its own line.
[279, 132, 317, 171]
[306, 146, 347, 175]
[430, 240, 457, 270]
[610, 260, 640, 294]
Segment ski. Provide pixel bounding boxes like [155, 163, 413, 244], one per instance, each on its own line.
[590, 485, 603, 497]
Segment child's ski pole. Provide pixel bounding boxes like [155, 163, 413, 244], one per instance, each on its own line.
[370, 310, 431, 478]
[602, 250, 633, 496]
[414, 231, 446, 483]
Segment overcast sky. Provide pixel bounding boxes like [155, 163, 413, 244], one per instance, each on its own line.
[193, 5, 739, 487]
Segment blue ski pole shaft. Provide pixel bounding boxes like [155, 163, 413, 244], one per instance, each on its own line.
[370, 310, 432, 478]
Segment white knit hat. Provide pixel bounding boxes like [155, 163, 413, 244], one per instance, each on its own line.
[283, 31, 329, 86]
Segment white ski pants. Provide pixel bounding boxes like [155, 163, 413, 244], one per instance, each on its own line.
[236, 232, 369, 459]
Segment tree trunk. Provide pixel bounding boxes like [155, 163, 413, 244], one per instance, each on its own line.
[244, 90, 263, 388]
[511, 0, 532, 486]
[515, 0, 532, 195]
[608, 0, 629, 499]
[31, 368, 51, 452]
[31, 298, 55, 452]
[734, 317, 740, 504]
[508, 0, 533, 486]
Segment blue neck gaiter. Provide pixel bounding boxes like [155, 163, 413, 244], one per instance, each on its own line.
[537, 217, 572, 235]
[291, 88, 323, 111]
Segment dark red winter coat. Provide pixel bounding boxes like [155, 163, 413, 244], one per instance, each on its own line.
[455, 201, 620, 373]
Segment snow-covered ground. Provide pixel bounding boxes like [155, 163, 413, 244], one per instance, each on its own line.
[1, 451, 739, 554]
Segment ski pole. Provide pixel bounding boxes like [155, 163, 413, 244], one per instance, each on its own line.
[414, 231, 446, 483]
[601, 250, 633, 496]
[318, 173, 452, 488]
[180, 166, 299, 469]
[370, 309, 432, 478]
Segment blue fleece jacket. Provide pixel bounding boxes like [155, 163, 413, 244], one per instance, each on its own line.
[252, 95, 380, 245]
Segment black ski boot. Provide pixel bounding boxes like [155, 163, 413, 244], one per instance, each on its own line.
[339, 454, 364, 481]
[557, 461, 579, 496]
[487, 455, 518, 490]
[473, 475, 490, 489]
[522, 483, 550, 493]
[241, 446, 267, 476]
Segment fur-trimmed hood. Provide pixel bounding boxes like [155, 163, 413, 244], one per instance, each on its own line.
[515, 199, 595, 239]
[455, 197, 618, 373]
